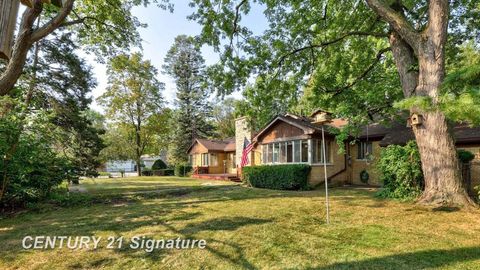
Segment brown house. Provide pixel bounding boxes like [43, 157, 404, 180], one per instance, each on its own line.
[188, 110, 480, 189]
[187, 138, 237, 176]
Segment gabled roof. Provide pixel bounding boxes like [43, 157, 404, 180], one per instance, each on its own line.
[252, 114, 344, 143]
[187, 138, 236, 153]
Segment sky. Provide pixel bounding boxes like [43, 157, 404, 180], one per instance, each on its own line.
[88, 0, 268, 112]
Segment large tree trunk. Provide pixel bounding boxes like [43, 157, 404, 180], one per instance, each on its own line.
[412, 111, 474, 206]
[136, 159, 142, 177]
[368, 0, 476, 207]
[412, 1, 474, 207]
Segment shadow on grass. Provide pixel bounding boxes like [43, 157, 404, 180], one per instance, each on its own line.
[432, 206, 461, 212]
[302, 246, 480, 270]
[0, 185, 409, 269]
[180, 217, 271, 234]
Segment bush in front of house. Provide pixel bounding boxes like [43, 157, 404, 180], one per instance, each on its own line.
[242, 164, 311, 190]
[376, 141, 424, 200]
[142, 168, 153, 176]
[153, 168, 174, 176]
[152, 159, 167, 170]
[174, 164, 193, 177]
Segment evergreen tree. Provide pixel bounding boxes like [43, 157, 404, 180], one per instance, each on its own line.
[163, 35, 213, 164]
[25, 33, 105, 177]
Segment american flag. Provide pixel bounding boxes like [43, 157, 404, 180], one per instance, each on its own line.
[240, 137, 254, 167]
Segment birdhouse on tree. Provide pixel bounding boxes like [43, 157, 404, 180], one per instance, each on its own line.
[408, 113, 423, 127]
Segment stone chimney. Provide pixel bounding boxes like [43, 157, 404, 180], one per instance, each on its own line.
[235, 117, 253, 167]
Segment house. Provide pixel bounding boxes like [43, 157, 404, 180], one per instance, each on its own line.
[187, 110, 480, 189]
[187, 138, 238, 180]
[103, 154, 167, 175]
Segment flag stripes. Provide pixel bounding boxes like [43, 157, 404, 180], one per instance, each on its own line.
[240, 138, 254, 167]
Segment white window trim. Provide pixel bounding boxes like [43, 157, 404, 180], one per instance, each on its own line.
[261, 139, 327, 165]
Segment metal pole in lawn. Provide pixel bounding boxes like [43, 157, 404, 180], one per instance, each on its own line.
[322, 125, 330, 224]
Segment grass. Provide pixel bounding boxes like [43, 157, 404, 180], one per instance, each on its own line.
[0, 176, 479, 269]
[79, 176, 236, 195]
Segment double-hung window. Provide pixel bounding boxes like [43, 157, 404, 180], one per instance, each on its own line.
[313, 139, 330, 164]
[357, 141, 373, 160]
[210, 153, 218, 166]
[201, 153, 209, 166]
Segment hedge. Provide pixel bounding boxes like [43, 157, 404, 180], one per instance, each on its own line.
[242, 164, 311, 190]
[175, 164, 193, 177]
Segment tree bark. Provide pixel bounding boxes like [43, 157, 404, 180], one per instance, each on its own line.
[412, 111, 475, 206]
[0, 0, 74, 96]
[135, 128, 142, 176]
[0, 0, 20, 60]
[368, 0, 476, 207]
[0, 2, 41, 95]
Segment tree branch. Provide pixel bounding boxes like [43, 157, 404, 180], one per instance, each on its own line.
[425, 0, 449, 47]
[277, 31, 388, 66]
[327, 47, 391, 96]
[229, 0, 248, 48]
[0, 1, 43, 95]
[366, 0, 420, 51]
[30, 0, 75, 43]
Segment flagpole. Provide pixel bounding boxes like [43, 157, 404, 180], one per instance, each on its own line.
[322, 125, 330, 224]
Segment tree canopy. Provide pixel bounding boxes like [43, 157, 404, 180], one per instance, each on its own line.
[0, 0, 172, 95]
[98, 53, 166, 175]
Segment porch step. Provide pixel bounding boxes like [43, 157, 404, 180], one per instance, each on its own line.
[192, 174, 240, 182]
[228, 176, 241, 182]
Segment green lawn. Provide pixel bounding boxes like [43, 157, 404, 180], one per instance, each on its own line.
[79, 176, 236, 195]
[1, 177, 479, 269]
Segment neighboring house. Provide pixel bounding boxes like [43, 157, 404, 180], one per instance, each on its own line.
[187, 138, 237, 175]
[105, 160, 136, 173]
[188, 110, 480, 189]
[104, 155, 166, 173]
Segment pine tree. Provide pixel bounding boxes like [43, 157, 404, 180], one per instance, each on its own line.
[163, 35, 213, 164]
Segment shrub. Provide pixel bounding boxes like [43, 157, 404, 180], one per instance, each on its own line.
[175, 164, 193, 177]
[151, 159, 167, 170]
[458, 149, 475, 163]
[155, 169, 174, 176]
[142, 168, 153, 176]
[376, 141, 424, 200]
[98, 172, 111, 177]
[1, 131, 70, 209]
[242, 164, 311, 190]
